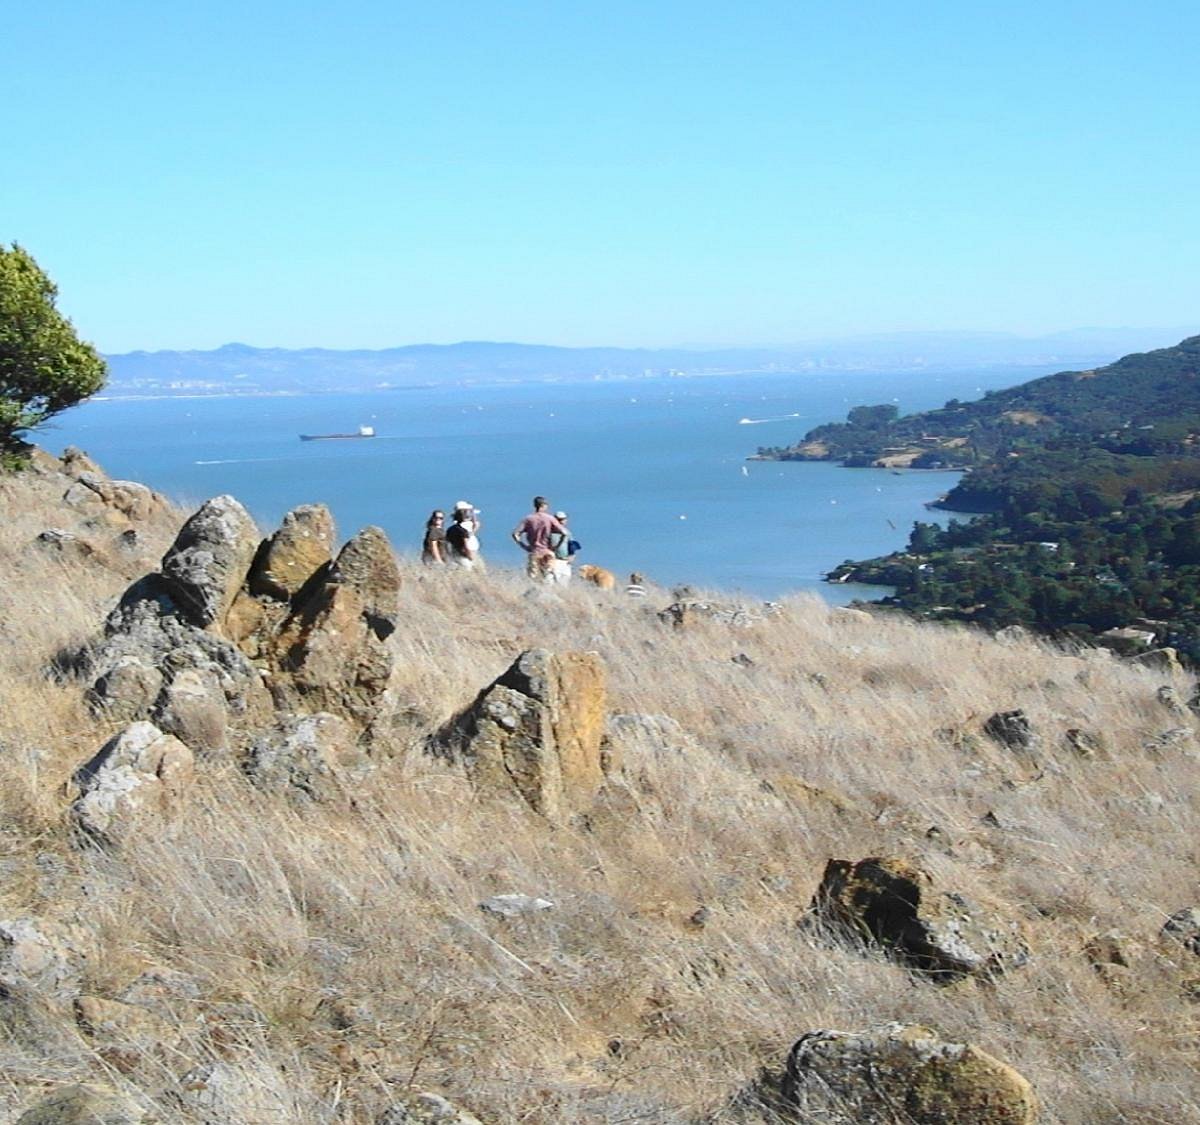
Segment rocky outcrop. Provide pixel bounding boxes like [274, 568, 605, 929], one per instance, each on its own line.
[71, 722, 194, 844]
[89, 576, 273, 726]
[244, 712, 367, 801]
[60, 446, 104, 478]
[808, 857, 1028, 980]
[63, 472, 163, 523]
[248, 503, 335, 600]
[768, 1023, 1038, 1124]
[15, 1084, 150, 1125]
[436, 649, 608, 819]
[161, 495, 261, 628]
[264, 527, 400, 725]
[83, 500, 400, 740]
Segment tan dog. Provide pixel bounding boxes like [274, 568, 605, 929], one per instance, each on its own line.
[577, 564, 616, 590]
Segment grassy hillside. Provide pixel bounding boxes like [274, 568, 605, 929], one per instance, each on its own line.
[758, 334, 1200, 472]
[3, 455, 1200, 1122]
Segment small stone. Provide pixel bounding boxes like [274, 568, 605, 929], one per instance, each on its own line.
[377, 1091, 485, 1124]
[1065, 728, 1104, 758]
[1162, 908, 1200, 955]
[983, 710, 1036, 753]
[479, 894, 555, 918]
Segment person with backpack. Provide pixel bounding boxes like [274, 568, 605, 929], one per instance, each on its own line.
[548, 510, 580, 584]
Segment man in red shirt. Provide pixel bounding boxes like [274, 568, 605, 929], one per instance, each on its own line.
[511, 496, 567, 580]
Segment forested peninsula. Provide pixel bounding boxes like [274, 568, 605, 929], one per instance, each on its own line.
[758, 335, 1200, 657]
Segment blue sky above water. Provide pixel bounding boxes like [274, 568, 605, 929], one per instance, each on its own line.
[3, 2, 1198, 352]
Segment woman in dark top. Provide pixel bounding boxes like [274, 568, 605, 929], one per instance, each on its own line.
[422, 510, 446, 564]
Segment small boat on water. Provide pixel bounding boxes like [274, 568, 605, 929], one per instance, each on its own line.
[299, 425, 376, 442]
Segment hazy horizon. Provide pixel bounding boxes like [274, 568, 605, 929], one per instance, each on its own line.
[104, 324, 1199, 359]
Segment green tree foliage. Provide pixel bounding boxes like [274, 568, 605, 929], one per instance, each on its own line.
[0, 243, 106, 455]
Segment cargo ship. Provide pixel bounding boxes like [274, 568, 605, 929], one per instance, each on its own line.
[299, 425, 376, 441]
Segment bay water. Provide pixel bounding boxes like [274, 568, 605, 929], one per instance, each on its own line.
[45, 366, 1055, 601]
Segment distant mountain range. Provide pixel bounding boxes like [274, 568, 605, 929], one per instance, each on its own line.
[100, 328, 1199, 397]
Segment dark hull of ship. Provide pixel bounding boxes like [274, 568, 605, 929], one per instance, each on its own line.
[299, 433, 375, 441]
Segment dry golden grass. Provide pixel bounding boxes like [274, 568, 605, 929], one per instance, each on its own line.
[2, 458, 1200, 1123]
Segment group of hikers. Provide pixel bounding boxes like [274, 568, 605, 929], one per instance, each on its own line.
[421, 495, 582, 584]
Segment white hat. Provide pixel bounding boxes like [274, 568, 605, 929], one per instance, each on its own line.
[454, 500, 472, 511]
[555, 511, 567, 519]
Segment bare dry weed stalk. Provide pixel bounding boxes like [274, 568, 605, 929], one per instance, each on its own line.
[1, 464, 1199, 1123]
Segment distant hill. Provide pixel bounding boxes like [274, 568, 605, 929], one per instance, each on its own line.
[788, 334, 1200, 651]
[758, 334, 1200, 479]
[99, 328, 1196, 397]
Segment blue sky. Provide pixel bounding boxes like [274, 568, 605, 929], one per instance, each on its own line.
[3, 2, 1198, 351]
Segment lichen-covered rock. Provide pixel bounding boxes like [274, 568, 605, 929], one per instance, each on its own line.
[263, 526, 400, 727]
[0, 918, 77, 998]
[244, 712, 367, 801]
[88, 655, 164, 720]
[160, 494, 261, 628]
[15, 1084, 150, 1125]
[775, 1023, 1038, 1124]
[89, 574, 272, 727]
[153, 666, 230, 756]
[248, 503, 335, 601]
[71, 722, 194, 844]
[329, 525, 401, 627]
[378, 1092, 485, 1124]
[437, 649, 608, 820]
[808, 856, 1028, 979]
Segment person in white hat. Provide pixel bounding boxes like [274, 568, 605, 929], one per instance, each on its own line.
[452, 500, 482, 568]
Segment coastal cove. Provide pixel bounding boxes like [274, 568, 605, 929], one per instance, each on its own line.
[47, 366, 1061, 600]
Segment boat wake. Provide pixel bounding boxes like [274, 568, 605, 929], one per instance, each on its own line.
[194, 457, 288, 466]
[737, 412, 802, 425]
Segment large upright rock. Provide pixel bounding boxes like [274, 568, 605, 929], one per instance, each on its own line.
[775, 1023, 1038, 1124]
[161, 495, 261, 628]
[71, 722, 194, 844]
[809, 857, 1028, 979]
[266, 526, 400, 726]
[248, 503, 335, 601]
[436, 649, 608, 819]
[328, 524, 401, 627]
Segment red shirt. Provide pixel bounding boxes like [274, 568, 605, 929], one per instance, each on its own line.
[517, 511, 565, 557]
